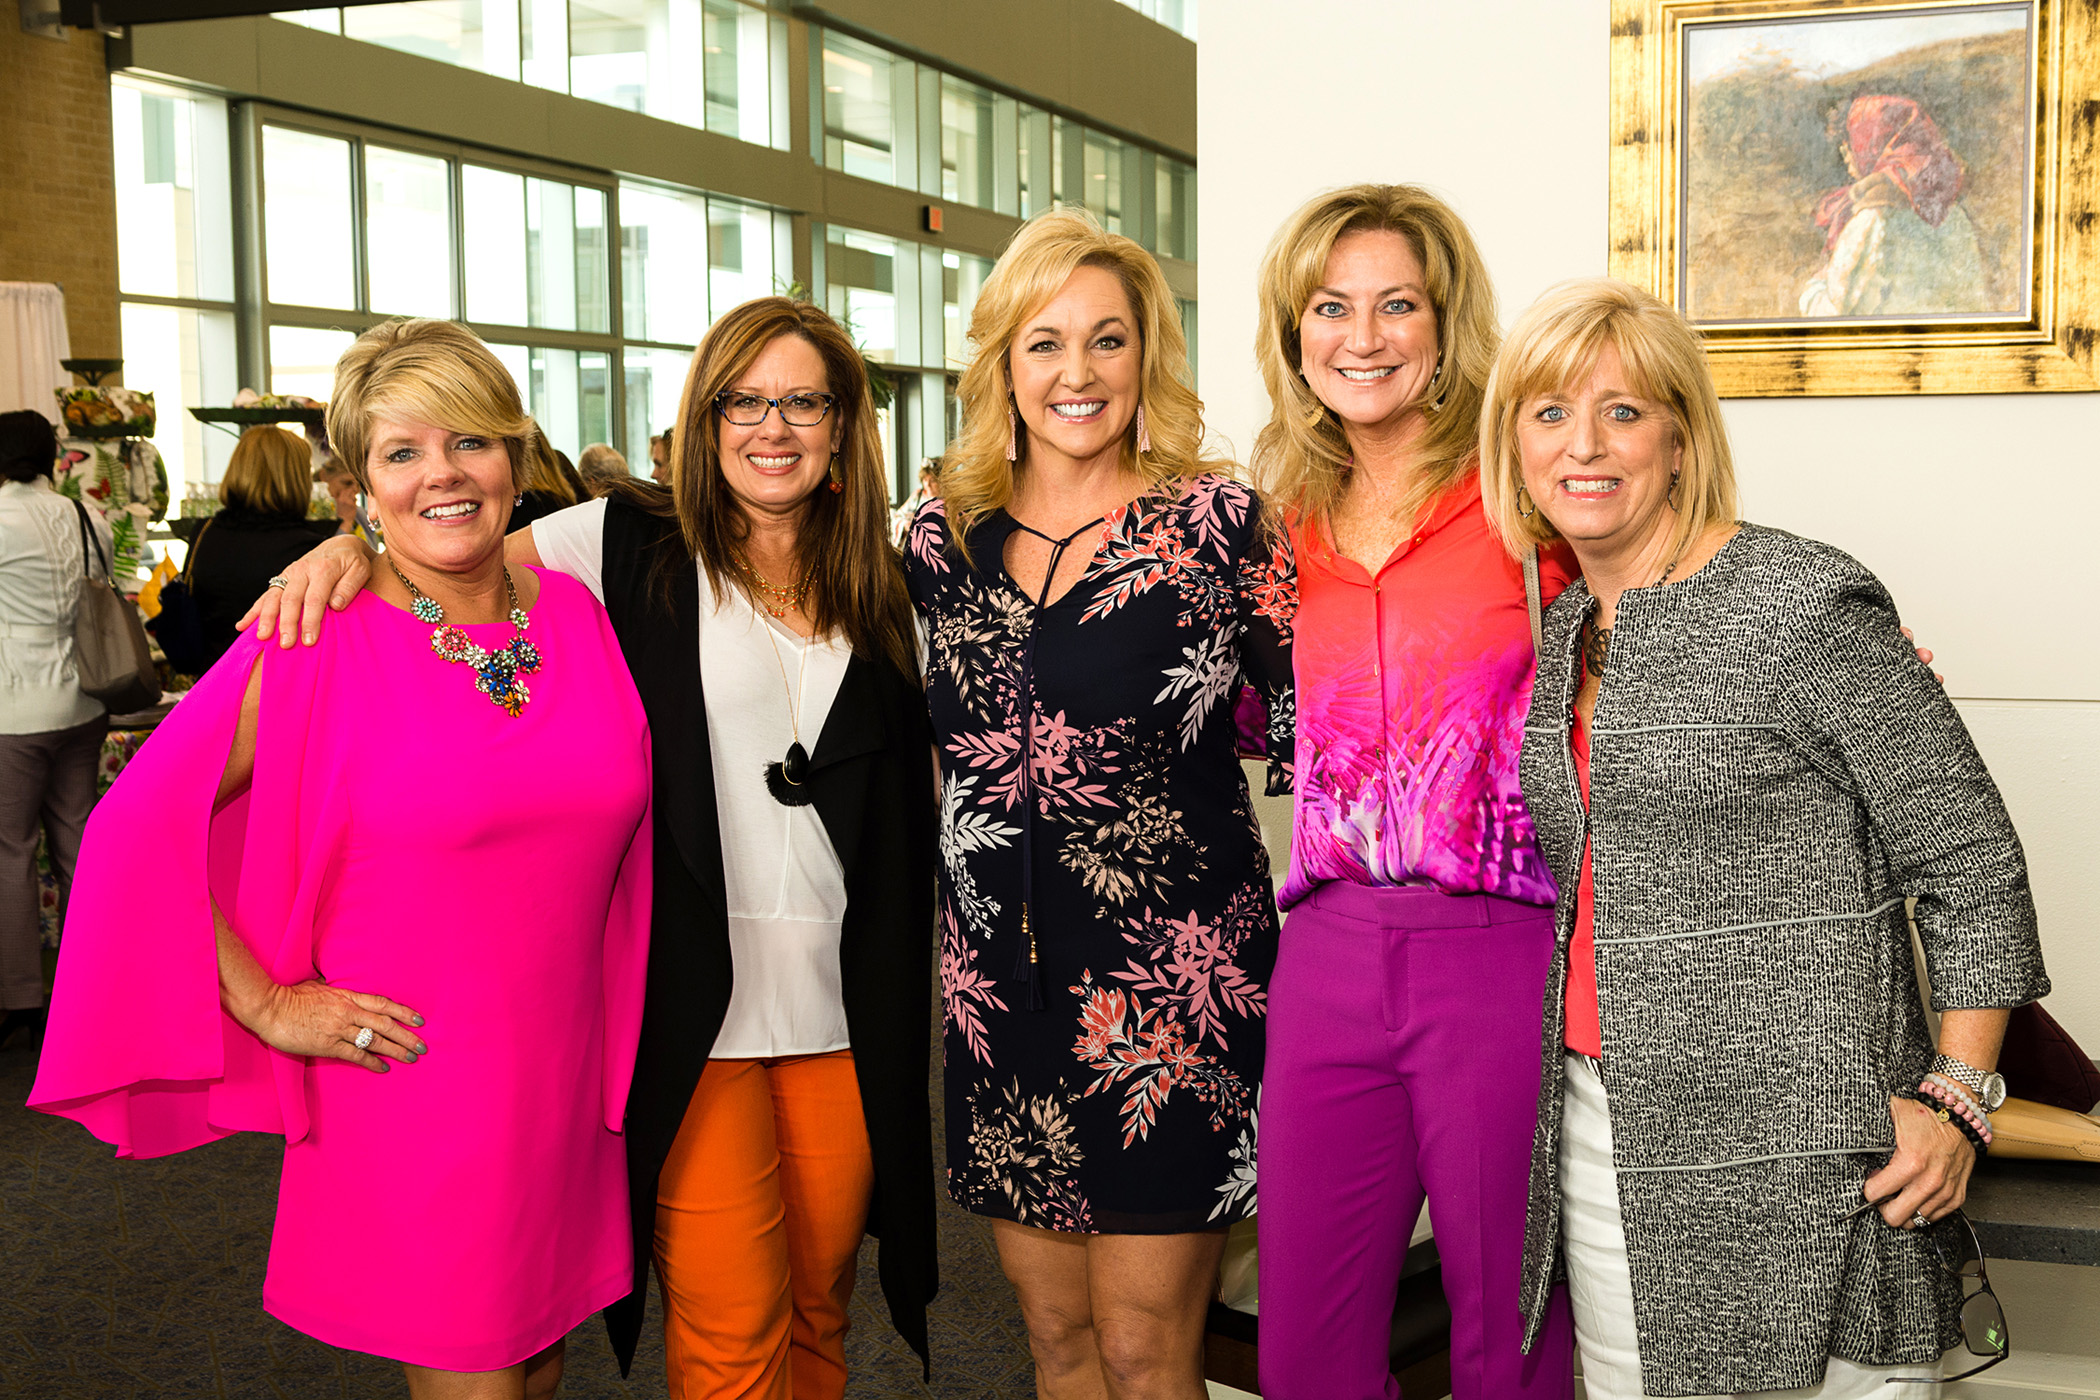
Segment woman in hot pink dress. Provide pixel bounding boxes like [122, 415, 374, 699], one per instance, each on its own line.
[31, 319, 652, 1400]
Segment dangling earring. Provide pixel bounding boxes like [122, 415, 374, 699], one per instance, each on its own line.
[827, 453, 844, 494]
[1134, 404, 1151, 454]
[1423, 353, 1448, 413]
[1667, 470, 1681, 510]
[1005, 407, 1019, 463]
[1516, 483, 1537, 520]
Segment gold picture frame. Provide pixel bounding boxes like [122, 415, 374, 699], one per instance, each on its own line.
[1609, 0, 2099, 395]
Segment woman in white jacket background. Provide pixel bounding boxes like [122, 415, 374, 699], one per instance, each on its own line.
[0, 408, 113, 1049]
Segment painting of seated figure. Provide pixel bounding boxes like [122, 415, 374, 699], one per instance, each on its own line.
[1680, 4, 2031, 323]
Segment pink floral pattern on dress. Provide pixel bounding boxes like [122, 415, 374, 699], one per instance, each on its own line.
[906, 477, 1294, 1231]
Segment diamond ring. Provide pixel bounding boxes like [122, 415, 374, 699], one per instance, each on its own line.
[1911, 1211, 1931, 1229]
[353, 1026, 375, 1051]
[266, 576, 291, 590]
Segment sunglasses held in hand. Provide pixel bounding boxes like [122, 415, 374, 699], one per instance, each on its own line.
[1842, 1199, 2007, 1384]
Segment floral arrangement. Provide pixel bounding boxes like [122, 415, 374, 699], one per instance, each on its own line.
[56, 385, 156, 437]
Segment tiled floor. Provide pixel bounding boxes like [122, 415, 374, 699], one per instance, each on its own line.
[0, 1017, 1037, 1398]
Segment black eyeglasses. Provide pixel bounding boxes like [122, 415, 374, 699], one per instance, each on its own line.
[713, 390, 837, 427]
[1886, 1210, 2007, 1385]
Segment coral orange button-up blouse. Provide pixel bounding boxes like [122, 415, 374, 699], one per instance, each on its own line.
[1282, 472, 1577, 911]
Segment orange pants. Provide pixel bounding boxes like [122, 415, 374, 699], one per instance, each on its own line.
[654, 1050, 873, 1400]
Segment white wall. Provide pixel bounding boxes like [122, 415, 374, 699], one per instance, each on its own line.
[1200, 0, 2100, 1050]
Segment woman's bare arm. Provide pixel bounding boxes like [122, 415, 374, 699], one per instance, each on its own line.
[209, 656, 426, 1070]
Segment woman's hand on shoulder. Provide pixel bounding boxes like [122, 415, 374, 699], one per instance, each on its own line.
[237, 534, 378, 648]
[1899, 627, 1945, 687]
[243, 979, 427, 1073]
[1862, 1094, 1977, 1228]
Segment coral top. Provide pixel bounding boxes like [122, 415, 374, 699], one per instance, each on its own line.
[30, 573, 653, 1371]
[1564, 707, 1601, 1057]
[1284, 472, 1576, 909]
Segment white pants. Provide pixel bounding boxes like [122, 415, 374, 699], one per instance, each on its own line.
[1558, 1055, 1940, 1399]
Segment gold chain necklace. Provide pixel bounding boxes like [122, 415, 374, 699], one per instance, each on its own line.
[731, 551, 815, 618]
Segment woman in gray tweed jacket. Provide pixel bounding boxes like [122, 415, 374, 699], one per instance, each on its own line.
[1478, 279, 2049, 1399]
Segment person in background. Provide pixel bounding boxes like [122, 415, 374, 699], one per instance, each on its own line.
[649, 430, 673, 484]
[576, 443, 631, 496]
[32, 318, 655, 1400]
[0, 409, 112, 1050]
[188, 427, 338, 671]
[1246, 183, 1576, 1400]
[888, 458, 939, 546]
[1485, 278, 2047, 1399]
[509, 433, 582, 534]
[314, 451, 376, 542]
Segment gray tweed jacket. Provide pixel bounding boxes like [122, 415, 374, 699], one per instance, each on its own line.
[1515, 524, 2048, 1397]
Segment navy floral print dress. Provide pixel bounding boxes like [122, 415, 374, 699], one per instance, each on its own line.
[904, 474, 1296, 1234]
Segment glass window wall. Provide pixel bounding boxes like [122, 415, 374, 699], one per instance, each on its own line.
[619, 182, 709, 348]
[708, 198, 778, 318]
[262, 126, 357, 310]
[1155, 157, 1193, 261]
[822, 32, 900, 183]
[269, 324, 359, 400]
[112, 81, 234, 303]
[622, 346, 690, 458]
[940, 75, 994, 208]
[942, 251, 992, 371]
[118, 303, 238, 499]
[460, 165, 610, 333]
[270, 0, 773, 143]
[824, 226, 902, 365]
[365, 145, 455, 317]
[342, 1, 521, 80]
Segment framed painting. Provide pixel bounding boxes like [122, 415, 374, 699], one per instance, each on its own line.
[1609, 0, 2100, 395]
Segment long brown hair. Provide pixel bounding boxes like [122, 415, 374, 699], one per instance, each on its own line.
[605, 296, 915, 678]
[1251, 184, 1499, 534]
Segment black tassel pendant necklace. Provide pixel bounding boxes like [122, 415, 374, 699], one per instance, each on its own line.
[760, 616, 815, 806]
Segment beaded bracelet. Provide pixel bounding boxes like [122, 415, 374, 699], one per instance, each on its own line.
[1924, 1073, 1987, 1121]
[1919, 1079, 1992, 1154]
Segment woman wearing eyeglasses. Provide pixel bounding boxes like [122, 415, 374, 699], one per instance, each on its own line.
[1481, 278, 2048, 1399]
[247, 297, 938, 1400]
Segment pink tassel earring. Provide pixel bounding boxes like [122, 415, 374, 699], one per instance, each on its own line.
[1006, 407, 1019, 463]
[1135, 404, 1151, 454]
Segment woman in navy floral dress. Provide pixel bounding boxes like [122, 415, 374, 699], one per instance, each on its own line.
[903, 209, 1294, 1397]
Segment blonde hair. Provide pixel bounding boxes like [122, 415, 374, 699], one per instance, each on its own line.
[220, 425, 313, 516]
[603, 296, 916, 679]
[1480, 278, 1739, 562]
[1251, 183, 1499, 532]
[942, 208, 1227, 553]
[326, 319, 536, 494]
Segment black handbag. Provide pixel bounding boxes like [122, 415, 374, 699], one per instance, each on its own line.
[146, 516, 211, 674]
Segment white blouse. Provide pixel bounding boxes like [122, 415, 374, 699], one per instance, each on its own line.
[533, 497, 853, 1058]
[0, 478, 113, 736]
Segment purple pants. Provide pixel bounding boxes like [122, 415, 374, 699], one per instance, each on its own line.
[1256, 882, 1575, 1400]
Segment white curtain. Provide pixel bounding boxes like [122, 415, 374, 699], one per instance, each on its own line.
[0, 282, 73, 424]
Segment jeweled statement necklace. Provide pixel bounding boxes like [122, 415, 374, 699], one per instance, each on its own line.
[389, 558, 543, 716]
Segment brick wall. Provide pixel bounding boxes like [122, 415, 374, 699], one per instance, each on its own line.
[0, 21, 121, 367]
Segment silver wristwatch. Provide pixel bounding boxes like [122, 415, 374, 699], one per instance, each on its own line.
[1928, 1053, 2008, 1112]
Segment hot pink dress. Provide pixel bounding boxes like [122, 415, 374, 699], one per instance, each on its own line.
[30, 569, 652, 1372]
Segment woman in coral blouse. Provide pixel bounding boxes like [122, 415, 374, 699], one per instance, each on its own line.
[1248, 183, 1577, 1400]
